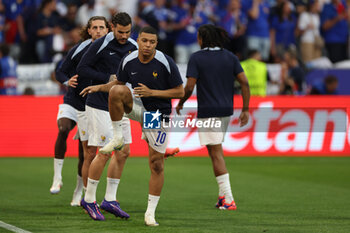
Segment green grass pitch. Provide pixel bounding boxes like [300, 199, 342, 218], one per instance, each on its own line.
[0, 156, 350, 233]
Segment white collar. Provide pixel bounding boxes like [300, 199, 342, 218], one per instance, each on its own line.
[202, 47, 221, 51]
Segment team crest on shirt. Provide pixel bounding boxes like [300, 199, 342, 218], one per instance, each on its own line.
[152, 71, 158, 79]
[101, 135, 106, 142]
[59, 110, 63, 115]
[82, 130, 86, 136]
[129, 50, 132, 54]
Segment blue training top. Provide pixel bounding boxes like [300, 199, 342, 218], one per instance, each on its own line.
[56, 39, 92, 111]
[186, 47, 244, 118]
[77, 32, 138, 111]
[117, 50, 183, 118]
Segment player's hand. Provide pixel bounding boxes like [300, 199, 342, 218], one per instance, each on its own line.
[176, 103, 183, 115]
[134, 83, 152, 97]
[80, 85, 101, 97]
[239, 110, 249, 127]
[68, 74, 78, 88]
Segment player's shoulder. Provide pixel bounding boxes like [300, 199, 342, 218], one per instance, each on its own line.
[95, 32, 115, 54]
[127, 38, 138, 49]
[190, 49, 204, 58]
[122, 50, 139, 69]
[71, 39, 92, 59]
[190, 47, 234, 59]
[189, 48, 216, 60]
[154, 50, 174, 73]
[224, 48, 239, 60]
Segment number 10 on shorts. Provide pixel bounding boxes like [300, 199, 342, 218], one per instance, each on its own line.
[156, 131, 166, 144]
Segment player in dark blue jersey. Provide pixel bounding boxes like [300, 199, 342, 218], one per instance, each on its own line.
[81, 26, 184, 225]
[50, 16, 110, 207]
[176, 24, 250, 211]
[77, 12, 138, 221]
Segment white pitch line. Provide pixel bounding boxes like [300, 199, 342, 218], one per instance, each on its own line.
[0, 220, 32, 233]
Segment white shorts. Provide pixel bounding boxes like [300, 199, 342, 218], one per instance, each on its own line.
[125, 98, 169, 153]
[76, 110, 89, 141]
[57, 104, 78, 122]
[86, 105, 132, 147]
[198, 117, 230, 146]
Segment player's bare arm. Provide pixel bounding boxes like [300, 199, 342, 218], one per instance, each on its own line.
[176, 77, 197, 114]
[80, 79, 126, 97]
[133, 83, 184, 98]
[236, 72, 250, 127]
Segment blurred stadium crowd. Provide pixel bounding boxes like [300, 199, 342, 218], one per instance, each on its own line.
[0, 0, 349, 95]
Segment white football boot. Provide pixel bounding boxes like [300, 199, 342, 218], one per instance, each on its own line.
[99, 137, 124, 154]
[144, 214, 159, 226]
[70, 188, 83, 206]
[50, 179, 63, 194]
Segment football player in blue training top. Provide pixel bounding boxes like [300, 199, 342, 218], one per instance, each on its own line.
[51, 16, 110, 207]
[80, 26, 184, 226]
[176, 24, 250, 211]
[76, 12, 137, 221]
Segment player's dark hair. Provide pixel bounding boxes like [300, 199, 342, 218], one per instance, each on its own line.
[198, 24, 229, 49]
[139, 26, 158, 40]
[80, 16, 111, 41]
[111, 12, 132, 27]
[0, 43, 10, 56]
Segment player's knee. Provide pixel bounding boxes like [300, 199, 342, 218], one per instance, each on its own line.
[206, 144, 223, 157]
[118, 146, 130, 160]
[110, 85, 125, 98]
[110, 85, 130, 100]
[150, 157, 164, 175]
[58, 125, 71, 137]
[123, 144, 130, 155]
[85, 148, 97, 162]
[98, 152, 112, 161]
[84, 155, 94, 165]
